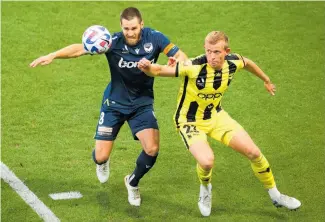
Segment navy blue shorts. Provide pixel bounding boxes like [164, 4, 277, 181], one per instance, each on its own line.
[94, 104, 159, 141]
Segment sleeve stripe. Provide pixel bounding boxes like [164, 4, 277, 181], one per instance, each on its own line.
[239, 54, 246, 67]
[163, 43, 175, 55]
[175, 62, 179, 77]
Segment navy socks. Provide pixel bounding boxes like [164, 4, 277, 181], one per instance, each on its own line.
[129, 151, 158, 187]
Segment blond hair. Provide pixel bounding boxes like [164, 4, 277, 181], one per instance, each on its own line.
[205, 31, 229, 49]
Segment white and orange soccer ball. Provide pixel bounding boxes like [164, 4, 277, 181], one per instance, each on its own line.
[82, 25, 112, 55]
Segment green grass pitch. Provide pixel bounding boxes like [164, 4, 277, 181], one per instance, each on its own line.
[2, 2, 325, 221]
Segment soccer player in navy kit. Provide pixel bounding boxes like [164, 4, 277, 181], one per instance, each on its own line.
[30, 7, 188, 206]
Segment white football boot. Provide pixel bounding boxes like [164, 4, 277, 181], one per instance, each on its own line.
[198, 183, 212, 216]
[96, 160, 109, 183]
[124, 175, 141, 206]
[272, 194, 301, 210]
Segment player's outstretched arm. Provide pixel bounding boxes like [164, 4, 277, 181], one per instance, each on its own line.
[167, 54, 206, 67]
[243, 57, 276, 96]
[173, 50, 188, 62]
[138, 58, 176, 77]
[167, 50, 189, 67]
[29, 44, 86, 68]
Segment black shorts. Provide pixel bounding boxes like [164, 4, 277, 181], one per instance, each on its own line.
[94, 104, 158, 141]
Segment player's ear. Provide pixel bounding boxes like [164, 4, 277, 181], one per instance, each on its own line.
[140, 21, 144, 29]
[225, 47, 231, 54]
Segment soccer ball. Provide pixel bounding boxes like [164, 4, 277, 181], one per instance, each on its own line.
[82, 25, 112, 55]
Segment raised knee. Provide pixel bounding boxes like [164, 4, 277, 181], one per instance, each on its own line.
[200, 155, 215, 169]
[144, 145, 159, 156]
[246, 148, 261, 160]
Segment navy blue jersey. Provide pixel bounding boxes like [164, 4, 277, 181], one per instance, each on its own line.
[103, 27, 179, 111]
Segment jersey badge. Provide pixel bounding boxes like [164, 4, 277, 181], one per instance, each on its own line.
[144, 43, 153, 53]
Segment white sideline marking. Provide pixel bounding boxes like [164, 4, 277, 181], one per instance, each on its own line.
[49, 192, 83, 200]
[1, 162, 60, 222]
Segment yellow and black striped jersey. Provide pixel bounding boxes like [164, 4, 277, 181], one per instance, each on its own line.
[174, 53, 245, 127]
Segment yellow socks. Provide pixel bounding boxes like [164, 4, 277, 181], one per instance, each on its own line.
[250, 154, 276, 189]
[196, 163, 212, 185]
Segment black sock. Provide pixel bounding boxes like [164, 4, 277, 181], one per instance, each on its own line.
[92, 149, 107, 165]
[129, 151, 158, 187]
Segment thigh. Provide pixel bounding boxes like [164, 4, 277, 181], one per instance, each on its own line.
[136, 129, 160, 155]
[189, 141, 214, 168]
[228, 130, 261, 160]
[94, 107, 125, 141]
[208, 110, 243, 146]
[128, 105, 159, 140]
[178, 123, 208, 149]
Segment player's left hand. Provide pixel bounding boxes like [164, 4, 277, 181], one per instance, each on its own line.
[138, 58, 151, 70]
[264, 81, 276, 96]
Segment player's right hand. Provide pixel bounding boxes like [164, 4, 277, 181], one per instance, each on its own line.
[29, 53, 55, 67]
[167, 57, 177, 67]
[264, 81, 276, 96]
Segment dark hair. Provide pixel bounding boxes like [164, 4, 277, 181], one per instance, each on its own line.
[120, 7, 142, 22]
